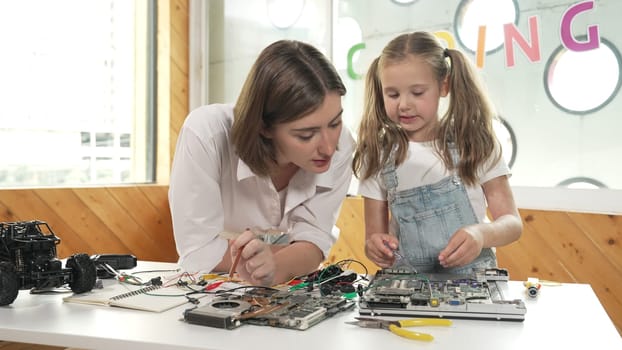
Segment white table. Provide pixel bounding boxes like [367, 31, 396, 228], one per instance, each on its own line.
[1, 261, 620, 350]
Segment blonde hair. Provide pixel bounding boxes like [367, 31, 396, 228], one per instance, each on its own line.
[353, 31, 500, 186]
[232, 40, 346, 176]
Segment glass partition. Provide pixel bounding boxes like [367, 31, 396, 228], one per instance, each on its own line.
[198, 0, 622, 213]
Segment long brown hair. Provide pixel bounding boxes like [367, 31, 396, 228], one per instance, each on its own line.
[232, 40, 346, 176]
[353, 31, 499, 186]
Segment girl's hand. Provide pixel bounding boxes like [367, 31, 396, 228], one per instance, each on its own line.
[230, 230, 276, 286]
[365, 233, 399, 268]
[438, 225, 484, 268]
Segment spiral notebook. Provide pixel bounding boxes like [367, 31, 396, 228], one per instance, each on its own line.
[63, 282, 200, 313]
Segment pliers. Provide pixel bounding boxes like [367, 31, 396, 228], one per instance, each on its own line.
[345, 317, 452, 341]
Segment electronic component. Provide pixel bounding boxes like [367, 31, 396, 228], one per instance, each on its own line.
[183, 287, 355, 331]
[91, 254, 137, 270]
[183, 299, 252, 329]
[91, 254, 138, 278]
[358, 268, 527, 321]
[523, 279, 541, 298]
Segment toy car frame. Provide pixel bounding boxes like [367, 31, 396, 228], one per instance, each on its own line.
[0, 220, 96, 306]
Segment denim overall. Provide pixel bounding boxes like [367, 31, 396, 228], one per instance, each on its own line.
[381, 145, 496, 274]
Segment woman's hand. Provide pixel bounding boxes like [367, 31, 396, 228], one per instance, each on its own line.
[365, 233, 399, 268]
[230, 230, 276, 286]
[438, 225, 484, 268]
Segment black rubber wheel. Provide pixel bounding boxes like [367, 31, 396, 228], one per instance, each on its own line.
[67, 253, 97, 293]
[0, 261, 19, 306]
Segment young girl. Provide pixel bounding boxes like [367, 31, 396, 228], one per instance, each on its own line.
[353, 31, 522, 274]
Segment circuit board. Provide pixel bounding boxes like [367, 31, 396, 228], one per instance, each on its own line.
[183, 287, 355, 330]
[358, 268, 526, 321]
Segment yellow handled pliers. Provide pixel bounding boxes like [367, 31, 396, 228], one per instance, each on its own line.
[345, 317, 452, 341]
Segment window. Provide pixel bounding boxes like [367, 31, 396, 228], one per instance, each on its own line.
[454, 0, 518, 54]
[544, 36, 621, 114]
[266, 0, 305, 29]
[0, 0, 156, 187]
[197, 0, 332, 106]
[557, 177, 607, 189]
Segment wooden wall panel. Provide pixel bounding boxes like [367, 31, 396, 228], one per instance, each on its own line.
[325, 196, 380, 274]
[0, 186, 178, 263]
[495, 209, 622, 335]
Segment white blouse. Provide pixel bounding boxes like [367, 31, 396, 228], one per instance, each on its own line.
[169, 104, 355, 273]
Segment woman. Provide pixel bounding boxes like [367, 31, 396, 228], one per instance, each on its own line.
[169, 40, 354, 286]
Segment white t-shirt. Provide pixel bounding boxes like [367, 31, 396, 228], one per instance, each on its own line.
[169, 104, 355, 273]
[358, 141, 510, 223]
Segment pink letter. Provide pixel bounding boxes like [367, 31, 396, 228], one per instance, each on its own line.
[504, 16, 541, 68]
[560, 0, 600, 51]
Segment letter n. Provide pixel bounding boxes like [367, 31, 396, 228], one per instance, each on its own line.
[504, 16, 541, 68]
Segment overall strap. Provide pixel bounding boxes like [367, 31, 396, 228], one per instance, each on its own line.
[448, 142, 460, 167]
[448, 143, 462, 184]
[380, 146, 399, 203]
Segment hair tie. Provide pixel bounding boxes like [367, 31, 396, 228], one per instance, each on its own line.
[443, 48, 450, 58]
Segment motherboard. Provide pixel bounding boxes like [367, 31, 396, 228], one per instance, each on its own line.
[183, 286, 355, 330]
[358, 268, 526, 321]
